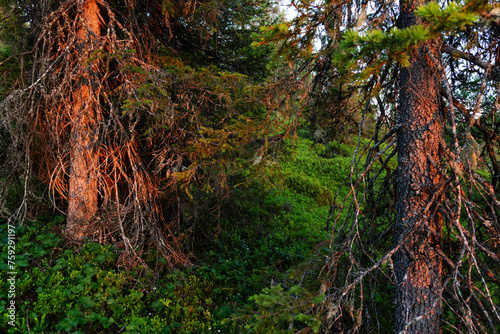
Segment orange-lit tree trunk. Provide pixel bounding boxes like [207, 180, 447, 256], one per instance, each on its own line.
[394, 0, 444, 332]
[66, 0, 102, 240]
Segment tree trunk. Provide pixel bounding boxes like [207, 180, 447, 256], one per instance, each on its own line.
[66, 0, 102, 240]
[394, 0, 444, 332]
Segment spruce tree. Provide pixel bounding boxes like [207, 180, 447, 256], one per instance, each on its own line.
[0, 0, 278, 268]
[267, 0, 500, 331]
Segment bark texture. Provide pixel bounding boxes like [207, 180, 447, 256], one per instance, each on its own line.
[394, 0, 444, 332]
[66, 0, 102, 240]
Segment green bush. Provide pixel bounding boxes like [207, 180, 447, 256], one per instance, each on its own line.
[0, 220, 235, 333]
[245, 284, 323, 333]
[0, 133, 362, 333]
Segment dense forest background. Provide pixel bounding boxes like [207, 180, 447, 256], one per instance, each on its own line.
[0, 0, 499, 333]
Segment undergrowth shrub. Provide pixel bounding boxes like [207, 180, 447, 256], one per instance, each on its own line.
[0, 219, 237, 333]
[0, 134, 362, 333]
[244, 284, 324, 333]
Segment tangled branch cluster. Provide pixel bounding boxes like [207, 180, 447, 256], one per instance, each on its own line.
[0, 0, 272, 270]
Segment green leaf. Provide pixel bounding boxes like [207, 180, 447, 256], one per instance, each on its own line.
[152, 300, 163, 311]
[72, 284, 85, 294]
[78, 295, 96, 308]
[101, 317, 115, 329]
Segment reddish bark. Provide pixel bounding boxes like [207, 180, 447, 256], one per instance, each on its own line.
[66, 0, 102, 240]
[393, 0, 444, 332]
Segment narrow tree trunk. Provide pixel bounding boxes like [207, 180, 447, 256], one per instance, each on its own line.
[66, 0, 102, 240]
[394, 0, 444, 332]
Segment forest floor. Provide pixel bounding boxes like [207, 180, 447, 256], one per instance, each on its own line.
[0, 133, 357, 333]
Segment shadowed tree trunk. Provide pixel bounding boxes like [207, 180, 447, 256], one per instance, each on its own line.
[66, 0, 102, 240]
[394, 0, 444, 332]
